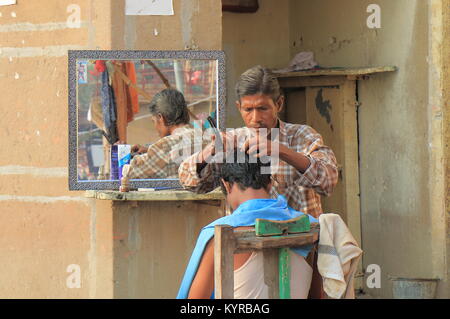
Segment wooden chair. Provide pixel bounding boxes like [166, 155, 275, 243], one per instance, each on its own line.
[214, 216, 321, 299]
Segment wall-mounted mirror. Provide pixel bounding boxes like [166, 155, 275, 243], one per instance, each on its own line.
[68, 50, 226, 190]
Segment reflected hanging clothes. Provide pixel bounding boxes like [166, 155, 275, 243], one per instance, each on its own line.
[125, 62, 139, 115]
[112, 61, 140, 143]
[101, 69, 119, 144]
[87, 95, 104, 130]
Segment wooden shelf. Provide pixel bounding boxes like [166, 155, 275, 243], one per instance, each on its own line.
[85, 188, 224, 201]
[275, 66, 397, 78]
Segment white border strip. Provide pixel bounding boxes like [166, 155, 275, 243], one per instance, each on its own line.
[0, 0, 16, 6]
[0, 194, 90, 205]
[0, 21, 88, 32]
[0, 166, 67, 177]
[0, 45, 87, 58]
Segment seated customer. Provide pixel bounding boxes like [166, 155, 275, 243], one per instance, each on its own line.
[177, 151, 318, 299]
[120, 88, 203, 191]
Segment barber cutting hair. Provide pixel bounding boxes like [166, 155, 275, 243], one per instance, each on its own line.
[179, 65, 339, 218]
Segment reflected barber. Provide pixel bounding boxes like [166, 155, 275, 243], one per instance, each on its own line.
[120, 88, 204, 192]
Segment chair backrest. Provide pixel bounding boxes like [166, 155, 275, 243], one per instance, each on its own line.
[214, 217, 319, 299]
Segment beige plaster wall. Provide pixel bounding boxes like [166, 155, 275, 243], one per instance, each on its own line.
[111, 0, 222, 51]
[289, 0, 448, 298]
[0, 0, 112, 298]
[0, 0, 222, 298]
[103, 0, 224, 298]
[109, 200, 223, 298]
[443, 0, 450, 300]
[222, 0, 291, 128]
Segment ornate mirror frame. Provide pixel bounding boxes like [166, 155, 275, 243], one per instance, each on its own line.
[68, 50, 226, 190]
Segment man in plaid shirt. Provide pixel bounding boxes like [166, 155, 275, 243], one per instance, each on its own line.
[178, 66, 338, 218]
[120, 88, 206, 192]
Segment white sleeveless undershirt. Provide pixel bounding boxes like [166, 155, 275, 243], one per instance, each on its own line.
[233, 250, 313, 299]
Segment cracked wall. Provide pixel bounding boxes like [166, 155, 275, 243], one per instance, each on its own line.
[289, 0, 448, 298]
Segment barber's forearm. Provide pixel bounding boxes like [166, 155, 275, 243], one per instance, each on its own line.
[197, 144, 214, 165]
[179, 150, 216, 194]
[280, 144, 339, 196]
[279, 144, 311, 173]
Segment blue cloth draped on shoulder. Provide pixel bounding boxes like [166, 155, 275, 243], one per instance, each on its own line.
[176, 195, 318, 299]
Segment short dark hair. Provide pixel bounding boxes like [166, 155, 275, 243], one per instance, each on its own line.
[148, 88, 190, 126]
[235, 65, 281, 103]
[216, 150, 271, 193]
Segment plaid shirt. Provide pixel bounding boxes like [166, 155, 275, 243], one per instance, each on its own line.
[121, 125, 206, 188]
[178, 120, 338, 218]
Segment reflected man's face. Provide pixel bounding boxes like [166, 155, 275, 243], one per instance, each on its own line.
[151, 115, 169, 138]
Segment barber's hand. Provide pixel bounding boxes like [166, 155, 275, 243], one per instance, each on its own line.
[242, 135, 281, 158]
[131, 144, 148, 154]
[119, 185, 130, 192]
[197, 132, 236, 163]
[120, 168, 131, 192]
[114, 140, 126, 145]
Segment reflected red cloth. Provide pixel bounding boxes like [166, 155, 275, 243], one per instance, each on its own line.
[95, 60, 106, 73]
[125, 62, 139, 115]
[112, 61, 140, 143]
[190, 70, 202, 85]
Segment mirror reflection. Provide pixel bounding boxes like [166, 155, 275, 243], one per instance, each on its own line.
[76, 59, 218, 182]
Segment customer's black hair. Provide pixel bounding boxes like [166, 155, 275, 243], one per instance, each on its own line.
[215, 150, 271, 194]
